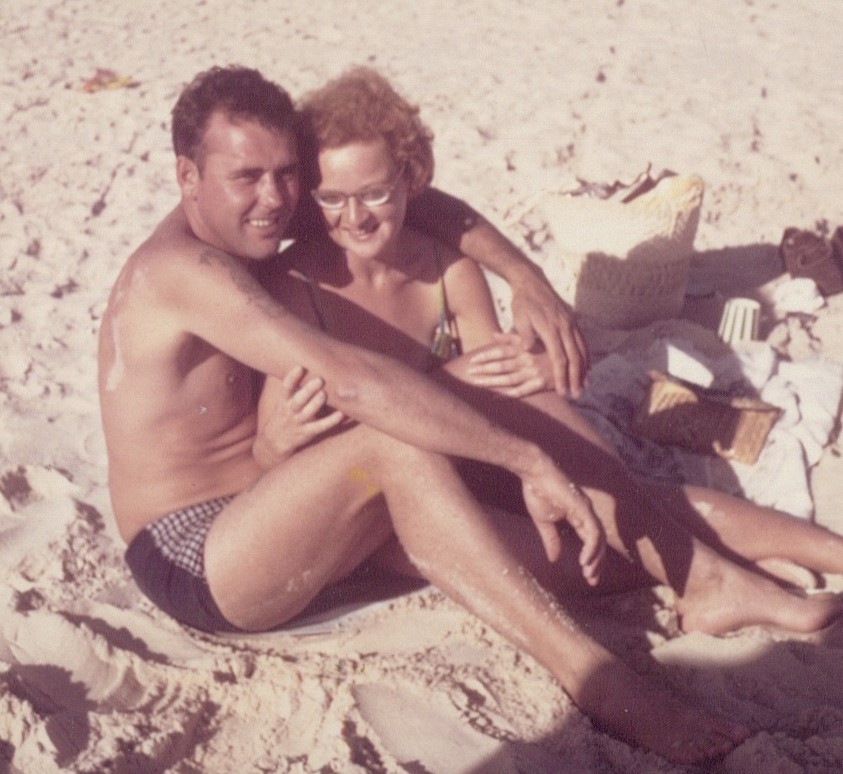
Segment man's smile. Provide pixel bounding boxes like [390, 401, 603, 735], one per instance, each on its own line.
[246, 216, 280, 228]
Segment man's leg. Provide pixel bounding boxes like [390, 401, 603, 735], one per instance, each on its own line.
[203, 423, 745, 763]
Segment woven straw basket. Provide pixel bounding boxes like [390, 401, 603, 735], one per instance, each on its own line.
[540, 173, 705, 329]
[634, 371, 782, 465]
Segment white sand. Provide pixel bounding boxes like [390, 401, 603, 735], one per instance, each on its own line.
[2, 1, 843, 771]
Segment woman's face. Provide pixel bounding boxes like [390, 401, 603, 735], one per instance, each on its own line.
[314, 138, 408, 263]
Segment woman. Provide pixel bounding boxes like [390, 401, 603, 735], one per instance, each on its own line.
[256, 67, 843, 762]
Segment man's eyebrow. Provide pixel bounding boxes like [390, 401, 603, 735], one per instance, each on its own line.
[231, 166, 263, 178]
[232, 161, 298, 177]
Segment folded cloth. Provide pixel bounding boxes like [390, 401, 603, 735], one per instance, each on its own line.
[767, 358, 843, 466]
[772, 277, 825, 315]
[574, 321, 843, 519]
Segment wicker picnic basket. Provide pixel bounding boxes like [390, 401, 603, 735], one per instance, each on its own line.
[633, 371, 782, 465]
[540, 173, 705, 329]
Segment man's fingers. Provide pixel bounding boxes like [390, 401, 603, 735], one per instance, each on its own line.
[510, 304, 538, 351]
[536, 519, 563, 563]
[581, 548, 604, 586]
[565, 491, 605, 585]
[578, 524, 605, 585]
[512, 294, 592, 398]
[516, 307, 569, 396]
[564, 325, 590, 398]
[535, 320, 570, 397]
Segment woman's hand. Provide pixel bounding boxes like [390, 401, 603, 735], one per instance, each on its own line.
[509, 274, 589, 398]
[254, 366, 346, 467]
[460, 332, 554, 398]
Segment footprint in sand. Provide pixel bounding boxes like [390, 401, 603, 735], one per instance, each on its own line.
[352, 682, 515, 774]
[0, 600, 151, 714]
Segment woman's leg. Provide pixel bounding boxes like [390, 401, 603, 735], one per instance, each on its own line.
[442, 384, 843, 635]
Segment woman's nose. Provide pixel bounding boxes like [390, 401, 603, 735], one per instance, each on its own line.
[345, 196, 370, 225]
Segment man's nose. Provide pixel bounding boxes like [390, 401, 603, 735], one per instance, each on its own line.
[258, 173, 283, 207]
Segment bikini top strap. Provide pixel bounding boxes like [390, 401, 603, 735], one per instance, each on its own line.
[431, 246, 461, 360]
[288, 268, 328, 332]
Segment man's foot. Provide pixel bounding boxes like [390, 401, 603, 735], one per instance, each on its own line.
[580, 660, 749, 763]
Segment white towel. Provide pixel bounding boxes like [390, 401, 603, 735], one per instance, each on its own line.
[575, 322, 843, 519]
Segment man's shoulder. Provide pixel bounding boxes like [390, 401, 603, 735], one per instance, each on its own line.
[125, 211, 219, 286]
[141, 208, 208, 261]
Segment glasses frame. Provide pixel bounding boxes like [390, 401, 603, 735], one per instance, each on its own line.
[311, 166, 406, 211]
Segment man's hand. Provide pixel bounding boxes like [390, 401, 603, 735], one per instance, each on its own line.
[520, 457, 605, 586]
[255, 366, 346, 466]
[509, 273, 589, 398]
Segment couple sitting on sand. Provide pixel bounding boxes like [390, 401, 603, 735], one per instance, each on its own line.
[98, 64, 843, 764]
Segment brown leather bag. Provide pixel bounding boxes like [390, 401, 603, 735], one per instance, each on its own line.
[778, 227, 843, 296]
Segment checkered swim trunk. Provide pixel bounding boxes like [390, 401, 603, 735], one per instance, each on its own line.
[125, 493, 427, 633]
[146, 495, 235, 577]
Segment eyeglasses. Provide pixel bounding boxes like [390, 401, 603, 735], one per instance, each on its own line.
[311, 169, 405, 211]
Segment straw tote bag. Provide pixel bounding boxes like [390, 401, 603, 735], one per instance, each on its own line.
[540, 173, 705, 329]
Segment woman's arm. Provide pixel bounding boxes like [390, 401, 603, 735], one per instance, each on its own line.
[406, 188, 589, 396]
[439, 255, 555, 398]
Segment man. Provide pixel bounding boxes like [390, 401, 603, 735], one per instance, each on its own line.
[100, 66, 759, 763]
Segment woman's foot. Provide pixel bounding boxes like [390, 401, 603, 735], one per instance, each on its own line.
[677, 558, 843, 635]
[757, 557, 822, 590]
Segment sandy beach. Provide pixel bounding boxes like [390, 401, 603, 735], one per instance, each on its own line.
[2, 0, 843, 771]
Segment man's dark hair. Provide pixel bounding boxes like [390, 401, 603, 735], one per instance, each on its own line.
[171, 66, 297, 167]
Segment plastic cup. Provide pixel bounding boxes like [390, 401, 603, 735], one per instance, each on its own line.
[717, 297, 760, 345]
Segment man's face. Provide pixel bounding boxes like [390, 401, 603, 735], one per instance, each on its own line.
[179, 111, 300, 261]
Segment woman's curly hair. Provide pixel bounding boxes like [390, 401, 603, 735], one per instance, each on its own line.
[298, 67, 434, 196]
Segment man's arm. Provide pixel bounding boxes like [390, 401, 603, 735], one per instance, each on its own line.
[166, 245, 602, 571]
[168, 244, 535, 471]
[406, 188, 589, 397]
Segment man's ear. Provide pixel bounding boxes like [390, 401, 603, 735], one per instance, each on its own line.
[176, 155, 199, 197]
